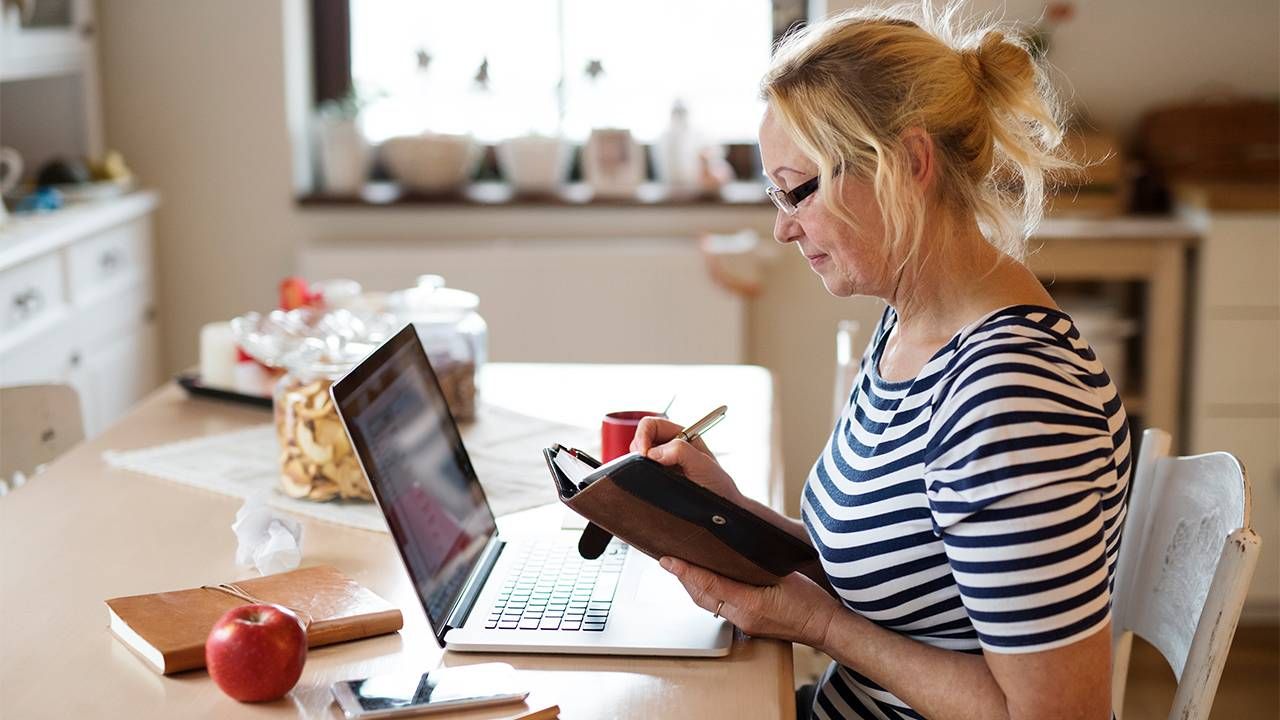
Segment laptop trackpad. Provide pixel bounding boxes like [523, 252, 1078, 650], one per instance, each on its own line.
[631, 555, 698, 606]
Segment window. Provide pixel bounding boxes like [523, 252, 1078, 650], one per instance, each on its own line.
[319, 1, 804, 146]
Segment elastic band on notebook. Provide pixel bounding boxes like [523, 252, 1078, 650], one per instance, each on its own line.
[202, 582, 315, 631]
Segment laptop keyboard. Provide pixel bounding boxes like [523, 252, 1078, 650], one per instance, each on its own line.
[484, 538, 628, 632]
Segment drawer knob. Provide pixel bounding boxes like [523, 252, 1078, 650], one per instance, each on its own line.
[100, 250, 122, 273]
[10, 288, 45, 321]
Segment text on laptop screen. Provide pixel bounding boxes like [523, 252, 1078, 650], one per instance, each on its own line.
[336, 332, 497, 624]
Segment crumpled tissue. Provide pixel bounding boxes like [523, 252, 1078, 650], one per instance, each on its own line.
[232, 491, 303, 575]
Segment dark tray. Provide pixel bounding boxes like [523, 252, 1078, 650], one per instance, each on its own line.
[175, 371, 273, 409]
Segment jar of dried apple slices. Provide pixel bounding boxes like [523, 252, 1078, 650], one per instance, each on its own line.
[273, 367, 367, 501]
[233, 307, 398, 502]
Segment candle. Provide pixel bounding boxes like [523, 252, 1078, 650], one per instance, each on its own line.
[199, 322, 237, 389]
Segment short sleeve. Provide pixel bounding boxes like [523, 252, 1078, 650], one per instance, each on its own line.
[924, 343, 1119, 653]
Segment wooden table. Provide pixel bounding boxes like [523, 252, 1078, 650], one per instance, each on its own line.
[0, 364, 795, 719]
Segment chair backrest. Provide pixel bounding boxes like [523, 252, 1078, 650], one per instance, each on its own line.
[1111, 428, 1261, 720]
[0, 383, 85, 484]
[833, 320, 863, 423]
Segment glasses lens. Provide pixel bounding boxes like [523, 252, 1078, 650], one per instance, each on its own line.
[766, 186, 796, 215]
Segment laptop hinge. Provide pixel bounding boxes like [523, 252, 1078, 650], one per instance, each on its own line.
[438, 536, 505, 645]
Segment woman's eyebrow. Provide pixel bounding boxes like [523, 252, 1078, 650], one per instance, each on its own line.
[763, 166, 804, 184]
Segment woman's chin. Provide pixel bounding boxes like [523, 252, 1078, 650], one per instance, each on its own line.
[818, 273, 858, 298]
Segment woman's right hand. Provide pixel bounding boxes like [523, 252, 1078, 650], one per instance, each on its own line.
[630, 416, 743, 503]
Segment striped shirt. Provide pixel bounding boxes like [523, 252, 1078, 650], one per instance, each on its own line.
[801, 304, 1131, 720]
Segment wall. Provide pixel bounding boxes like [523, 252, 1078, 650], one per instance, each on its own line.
[97, 0, 1278, 530]
[823, 0, 1280, 138]
[96, 0, 299, 376]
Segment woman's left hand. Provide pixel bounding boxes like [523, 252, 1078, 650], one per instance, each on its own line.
[659, 556, 841, 649]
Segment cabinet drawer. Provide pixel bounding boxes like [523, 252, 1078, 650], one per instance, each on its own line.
[0, 320, 74, 386]
[1202, 216, 1280, 308]
[1194, 318, 1280, 407]
[71, 281, 154, 346]
[0, 254, 67, 337]
[66, 217, 151, 303]
[1192, 416, 1280, 606]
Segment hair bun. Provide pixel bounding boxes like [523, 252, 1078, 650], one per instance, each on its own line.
[962, 30, 1032, 96]
[962, 31, 1002, 81]
[977, 29, 1009, 62]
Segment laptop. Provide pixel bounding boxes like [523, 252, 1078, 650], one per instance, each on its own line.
[331, 324, 732, 656]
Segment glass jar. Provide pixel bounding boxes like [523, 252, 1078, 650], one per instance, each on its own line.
[272, 366, 367, 502]
[233, 307, 398, 502]
[388, 275, 487, 421]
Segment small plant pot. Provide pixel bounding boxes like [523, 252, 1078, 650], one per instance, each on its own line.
[315, 117, 370, 195]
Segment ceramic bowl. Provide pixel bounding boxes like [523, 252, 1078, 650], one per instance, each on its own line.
[496, 135, 572, 195]
[381, 133, 481, 193]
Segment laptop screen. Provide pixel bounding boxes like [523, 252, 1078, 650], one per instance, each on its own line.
[332, 325, 497, 634]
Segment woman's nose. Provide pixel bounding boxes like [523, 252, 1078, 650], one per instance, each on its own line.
[773, 209, 800, 245]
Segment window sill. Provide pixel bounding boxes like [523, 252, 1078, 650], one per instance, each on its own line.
[296, 181, 773, 209]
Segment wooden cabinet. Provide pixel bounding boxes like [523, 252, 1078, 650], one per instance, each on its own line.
[1027, 218, 1198, 442]
[0, 192, 160, 437]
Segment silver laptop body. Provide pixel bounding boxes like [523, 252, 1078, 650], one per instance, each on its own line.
[331, 325, 731, 657]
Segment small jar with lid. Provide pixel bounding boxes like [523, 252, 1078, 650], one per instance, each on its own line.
[388, 275, 487, 421]
[233, 307, 398, 502]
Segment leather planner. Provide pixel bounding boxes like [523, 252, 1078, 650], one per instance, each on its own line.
[544, 447, 835, 594]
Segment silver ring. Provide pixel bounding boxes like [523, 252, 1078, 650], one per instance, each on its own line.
[713, 600, 724, 618]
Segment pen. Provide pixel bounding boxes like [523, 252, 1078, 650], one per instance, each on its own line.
[568, 447, 602, 468]
[675, 405, 727, 445]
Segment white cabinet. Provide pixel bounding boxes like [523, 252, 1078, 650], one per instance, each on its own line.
[0, 193, 160, 437]
[79, 319, 159, 435]
[1184, 206, 1280, 620]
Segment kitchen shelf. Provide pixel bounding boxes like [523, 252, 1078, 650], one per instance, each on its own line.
[0, 0, 96, 83]
[297, 180, 772, 209]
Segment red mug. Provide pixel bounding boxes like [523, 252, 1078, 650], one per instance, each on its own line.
[601, 410, 664, 462]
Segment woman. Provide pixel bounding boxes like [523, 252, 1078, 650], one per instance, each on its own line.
[634, 5, 1129, 719]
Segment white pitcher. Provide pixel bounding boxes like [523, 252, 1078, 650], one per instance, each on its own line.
[0, 146, 23, 226]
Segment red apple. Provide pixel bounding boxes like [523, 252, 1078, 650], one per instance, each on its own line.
[205, 604, 307, 702]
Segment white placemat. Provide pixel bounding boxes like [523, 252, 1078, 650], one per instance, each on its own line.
[104, 405, 595, 532]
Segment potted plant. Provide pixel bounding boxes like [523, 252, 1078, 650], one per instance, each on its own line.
[314, 89, 373, 195]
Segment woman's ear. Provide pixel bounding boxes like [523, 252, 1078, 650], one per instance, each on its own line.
[901, 127, 936, 191]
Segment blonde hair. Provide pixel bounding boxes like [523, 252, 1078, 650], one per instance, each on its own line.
[761, 2, 1074, 272]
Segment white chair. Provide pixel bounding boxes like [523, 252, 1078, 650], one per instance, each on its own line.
[1111, 428, 1261, 720]
[0, 383, 85, 490]
[833, 319, 863, 423]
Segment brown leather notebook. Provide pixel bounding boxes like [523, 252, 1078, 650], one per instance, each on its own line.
[545, 448, 835, 594]
[105, 564, 403, 674]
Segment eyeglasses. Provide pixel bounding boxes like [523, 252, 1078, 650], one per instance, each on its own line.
[766, 165, 842, 216]
[765, 174, 820, 216]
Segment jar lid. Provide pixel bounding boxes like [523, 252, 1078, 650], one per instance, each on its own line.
[231, 307, 400, 375]
[388, 281, 479, 321]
